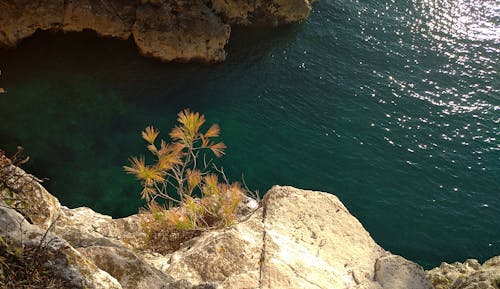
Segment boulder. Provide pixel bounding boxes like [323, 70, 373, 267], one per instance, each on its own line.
[427, 257, 500, 289]
[260, 186, 387, 289]
[375, 255, 433, 289]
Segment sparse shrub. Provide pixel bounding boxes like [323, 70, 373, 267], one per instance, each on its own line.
[0, 233, 71, 288]
[124, 109, 247, 235]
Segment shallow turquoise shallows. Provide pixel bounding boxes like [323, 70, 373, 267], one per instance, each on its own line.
[0, 0, 499, 268]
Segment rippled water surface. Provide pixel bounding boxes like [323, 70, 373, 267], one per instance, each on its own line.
[0, 0, 499, 267]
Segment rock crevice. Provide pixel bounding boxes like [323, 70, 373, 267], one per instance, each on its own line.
[258, 193, 269, 289]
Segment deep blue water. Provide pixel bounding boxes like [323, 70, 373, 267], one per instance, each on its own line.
[0, 0, 499, 268]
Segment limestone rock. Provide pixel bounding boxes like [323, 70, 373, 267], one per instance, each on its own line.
[260, 186, 387, 289]
[0, 153, 61, 229]
[63, 0, 137, 39]
[132, 1, 230, 62]
[211, 0, 314, 26]
[0, 205, 122, 289]
[147, 185, 430, 289]
[0, 0, 315, 62]
[0, 0, 64, 47]
[1, 157, 446, 289]
[375, 255, 434, 289]
[53, 206, 146, 249]
[159, 207, 264, 288]
[427, 257, 500, 289]
[78, 246, 173, 289]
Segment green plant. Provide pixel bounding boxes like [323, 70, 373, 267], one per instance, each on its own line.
[124, 109, 246, 231]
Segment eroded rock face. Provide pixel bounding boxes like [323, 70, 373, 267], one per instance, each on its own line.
[160, 207, 264, 288]
[261, 186, 387, 289]
[63, 0, 137, 39]
[0, 206, 122, 289]
[0, 0, 64, 47]
[0, 0, 315, 62]
[211, 0, 315, 26]
[78, 246, 173, 289]
[143, 186, 433, 289]
[427, 258, 500, 289]
[375, 255, 433, 289]
[3, 158, 486, 289]
[0, 153, 61, 229]
[132, 1, 230, 62]
[53, 206, 146, 249]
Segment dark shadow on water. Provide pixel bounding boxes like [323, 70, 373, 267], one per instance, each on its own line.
[225, 24, 302, 67]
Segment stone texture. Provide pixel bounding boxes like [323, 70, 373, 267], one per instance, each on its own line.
[0, 0, 64, 47]
[63, 0, 137, 39]
[78, 246, 172, 289]
[375, 255, 434, 289]
[211, 0, 314, 26]
[0, 0, 315, 62]
[0, 205, 122, 289]
[53, 206, 146, 249]
[132, 1, 230, 62]
[427, 257, 500, 289]
[4, 157, 489, 289]
[157, 207, 264, 288]
[260, 186, 387, 289]
[144, 186, 432, 289]
[0, 153, 61, 229]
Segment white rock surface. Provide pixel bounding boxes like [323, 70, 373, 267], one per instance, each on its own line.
[0, 155, 451, 289]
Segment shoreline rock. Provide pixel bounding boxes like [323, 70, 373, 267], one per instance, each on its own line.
[0, 154, 444, 289]
[426, 258, 500, 289]
[0, 0, 315, 62]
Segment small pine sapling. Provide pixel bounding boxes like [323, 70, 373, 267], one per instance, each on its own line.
[124, 109, 247, 232]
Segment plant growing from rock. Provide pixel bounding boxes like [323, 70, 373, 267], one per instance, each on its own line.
[0, 232, 72, 289]
[124, 109, 246, 235]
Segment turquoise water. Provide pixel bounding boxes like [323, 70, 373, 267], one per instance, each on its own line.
[0, 0, 498, 268]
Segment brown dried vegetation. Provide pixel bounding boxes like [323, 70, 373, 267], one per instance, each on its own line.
[0, 234, 71, 289]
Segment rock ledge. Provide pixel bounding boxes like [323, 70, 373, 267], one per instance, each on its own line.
[0, 0, 316, 62]
[0, 154, 441, 289]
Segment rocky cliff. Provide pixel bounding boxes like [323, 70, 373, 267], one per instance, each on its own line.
[426, 258, 500, 289]
[0, 0, 315, 62]
[1, 154, 498, 288]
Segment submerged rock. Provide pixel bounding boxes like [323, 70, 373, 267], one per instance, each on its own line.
[0, 0, 315, 62]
